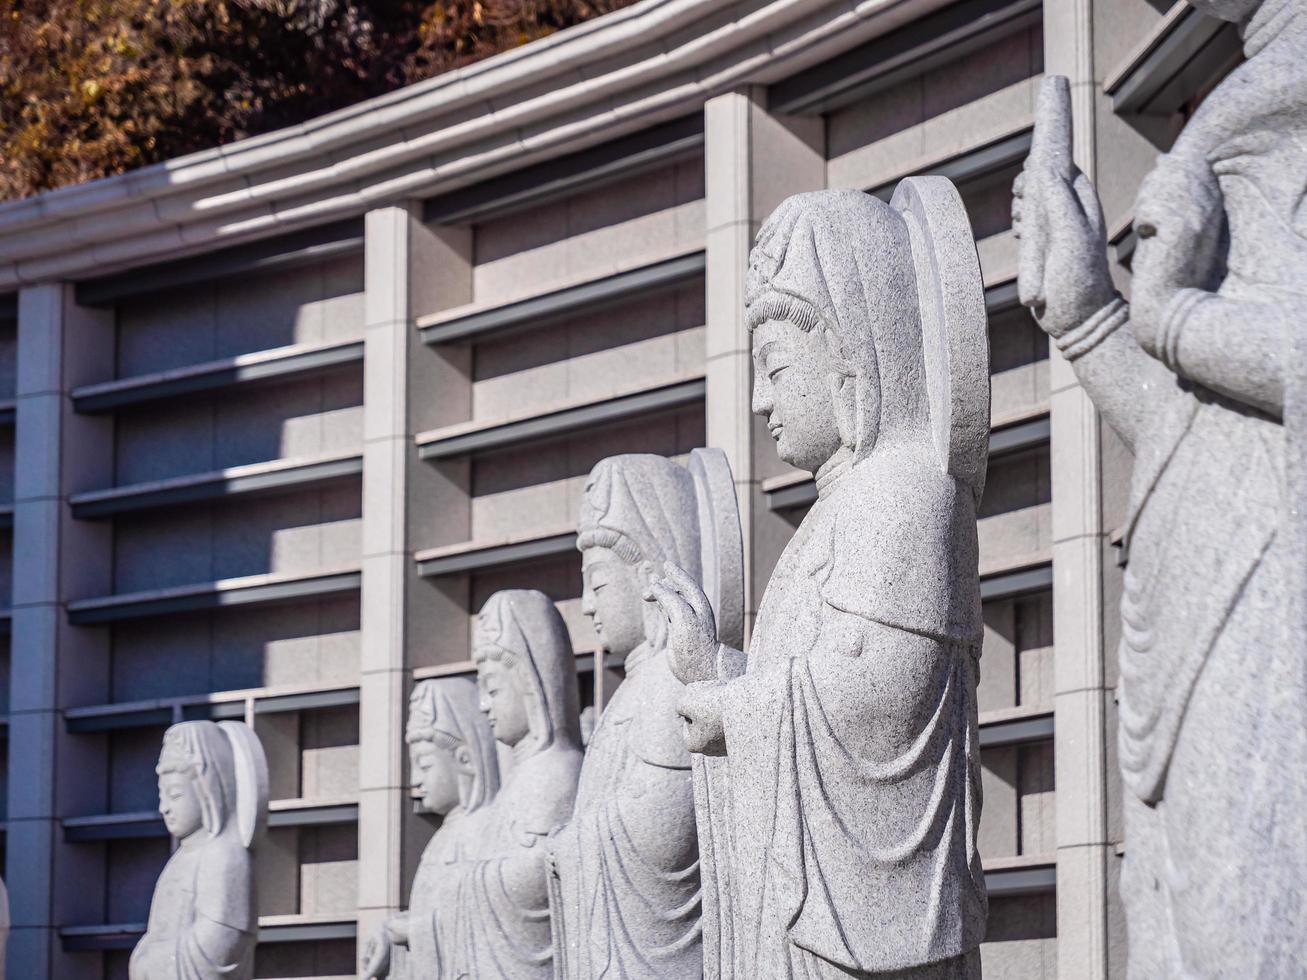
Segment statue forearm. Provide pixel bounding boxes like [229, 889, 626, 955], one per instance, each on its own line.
[1054, 297, 1177, 454]
[1157, 289, 1290, 419]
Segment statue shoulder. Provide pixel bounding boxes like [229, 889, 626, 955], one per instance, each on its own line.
[820, 459, 980, 643]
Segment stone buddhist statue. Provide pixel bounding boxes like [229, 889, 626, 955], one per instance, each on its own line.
[1014, 4, 1307, 968]
[430, 589, 584, 977]
[548, 447, 743, 980]
[360, 677, 501, 979]
[129, 721, 269, 980]
[650, 182, 991, 978]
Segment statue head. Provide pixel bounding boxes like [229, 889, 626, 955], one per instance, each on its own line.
[747, 184, 989, 502]
[578, 454, 705, 656]
[746, 189, 929, 475]
[474, 590, 583, 753]
[407, 678, 500, 817]
[156, 720, 267, 846]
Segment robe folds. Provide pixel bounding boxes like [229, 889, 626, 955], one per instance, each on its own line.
[129, 837, 256, 980]
[693, 455, 986, 979]
[548, 645, 702, 980]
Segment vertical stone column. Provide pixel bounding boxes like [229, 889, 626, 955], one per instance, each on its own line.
[7, 284, 113, 979]
[357, 205, 419, 944]
[358, 204, 472, 944]
[703, 88, 823, 635]
[1044, 2, 1112, 976]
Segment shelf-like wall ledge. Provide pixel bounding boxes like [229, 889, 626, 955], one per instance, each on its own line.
[416, 530, 577, 579]
[70, 451, 364, 520]
[417, 250, 705, 346]
[415, 376, 706, 461]
[979, 553, 1053, 602]
[0, 504, 12, 529]
[0, 400, 15, 426]
[770, 0, 1042, 115]
[60, 914, 357, 952]
[65, 682, 361, 734]
[71, 338, 365, 415]
[0, 608, 11, 636]
[423, 115, 704, 227]
[67, 567, 361, 626]
[64, 799, 359, 842]
[984, 854, 1057, 898]
[979, 704, 1054, 748]
[1104, 2, 1241, 115]
[762, 405, 1050, 512]
[868, 127, 1032, 202]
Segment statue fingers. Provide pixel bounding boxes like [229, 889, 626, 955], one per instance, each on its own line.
[1073, 170, 1106, 242]
[662, 560, 713, 623]
[644, 578, 691, 628]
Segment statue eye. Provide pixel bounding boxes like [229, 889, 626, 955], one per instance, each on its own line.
[768, 364, 789, 381]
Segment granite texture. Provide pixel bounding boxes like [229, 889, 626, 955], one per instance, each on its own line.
[129, 721, 269, 980]
[430, 589, 584, 978]
[1014, 10, 1307, 970]
[547, 447, 743, 979]
[360, 678, 501, 979]
[651, 183, 990, 978]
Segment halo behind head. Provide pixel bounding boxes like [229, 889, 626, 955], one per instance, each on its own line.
[890, 176, 991, 502]
[219, 721, 269, 850]
[687, 448, 744, 651]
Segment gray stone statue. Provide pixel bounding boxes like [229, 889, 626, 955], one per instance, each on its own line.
[129, 721, 269, 980]
[548, 448, 743, 979]
[430, 590, 584, 977]
[360, 677, 501, 979]
[1014, 4, 1307, 969]
[650, 182, 991, 978]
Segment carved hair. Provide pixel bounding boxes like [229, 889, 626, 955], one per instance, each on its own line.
[406, 678, 500, 812]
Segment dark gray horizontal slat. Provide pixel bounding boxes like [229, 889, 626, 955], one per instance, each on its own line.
[259, 920, 358, 943]
[0, 294, 16, 324]
[1110, 8, 1241, 115]
[76, 218, 364, 308]
[984, 280, 1021, 315]
[420, 252, 706, 346]
[989, 416, 1050, 457]
[0, 508, 12, 530]
[0, 402, 15, 425]
[267, 803, 358, 828]
[71, 455, 363, 519]
[66, 706, 174, 734]
[424, 115, 704, 226]
[980, 562, 1053, 602]
[61, 925, 145, 952]
[67, 571, 362, 625]
[255, 686, 360, 715]
[72, 341, 364, 414]
[771, 0, 1041, 115]
[64, 816, 169, 842]
[985, 865, 1056, 897]
[418, 532, 578, 579]
[980, 712, 1054, 748]
[765, 416, 1050, 512]
[417, 378, 706, 461]
[870, 130, 1031, 202]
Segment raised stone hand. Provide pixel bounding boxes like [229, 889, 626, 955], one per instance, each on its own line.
[1128, 153, 1226, 358]
[1014, 75, 1116, 338]
[645, 560, 719, 685]
[359, 922, 393, 979]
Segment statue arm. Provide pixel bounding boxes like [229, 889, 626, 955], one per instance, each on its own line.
[1052, 296, 1179, 453]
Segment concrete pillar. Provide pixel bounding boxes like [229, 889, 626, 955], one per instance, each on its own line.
[1044, 1, 1113, 976]
[703, 88, 824, 635]
[357, 204, 473, 944]
[7, 283, 113, 978]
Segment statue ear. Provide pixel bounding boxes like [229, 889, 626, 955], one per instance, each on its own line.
[638, 559, 657, 588]
[829, 373, 858, 449]
[455, 745, 473, 770]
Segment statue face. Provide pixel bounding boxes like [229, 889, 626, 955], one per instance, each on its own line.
[581, 546, 646, 655]
[158, 772, 204, 840]
[410, 739, 465, 815]
[476, 657, 531, 747]
[752, 318, 847, 473]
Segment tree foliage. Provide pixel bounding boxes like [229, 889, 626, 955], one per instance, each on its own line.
[0, 0, 640, 200]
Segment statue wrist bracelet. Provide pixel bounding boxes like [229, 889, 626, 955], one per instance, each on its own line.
[1058, 295, 1129, 361]
[1155, 288, 1209, 373]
